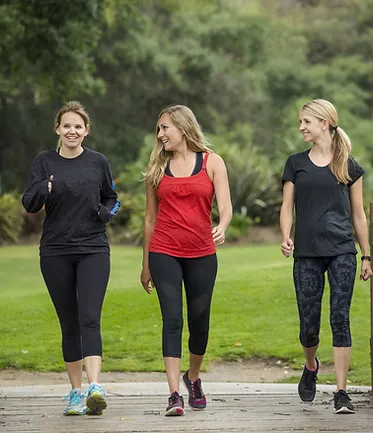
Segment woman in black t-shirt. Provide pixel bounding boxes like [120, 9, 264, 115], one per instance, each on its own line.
[280, 99, 372, 414]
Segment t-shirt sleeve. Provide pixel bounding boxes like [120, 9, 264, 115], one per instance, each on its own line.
[282, 156, 295, 185]
[347, 156, 365, 187]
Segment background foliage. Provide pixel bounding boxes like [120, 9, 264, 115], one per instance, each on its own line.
[2, 0, 373, 243]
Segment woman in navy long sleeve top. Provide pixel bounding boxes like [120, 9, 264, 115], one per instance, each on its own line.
[22, 101, 119, 416]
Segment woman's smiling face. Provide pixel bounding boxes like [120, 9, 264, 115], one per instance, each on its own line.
[56, 111, 89, 150]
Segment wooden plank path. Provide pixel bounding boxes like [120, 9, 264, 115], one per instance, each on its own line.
[1, 383, 373, 432]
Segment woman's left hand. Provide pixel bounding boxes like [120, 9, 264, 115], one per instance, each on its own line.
[360, 260, 373, 281]
[212, 225, 225, 245]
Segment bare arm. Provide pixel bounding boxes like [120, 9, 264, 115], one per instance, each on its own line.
[208, 154, 232, 245]
[280, 180, 295, 257]
[349, 177, 372, 280]
[140, 181, 158, 293]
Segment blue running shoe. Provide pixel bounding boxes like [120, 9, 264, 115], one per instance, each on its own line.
[63, 388, 85, 416]
[85, 383, 107, 416]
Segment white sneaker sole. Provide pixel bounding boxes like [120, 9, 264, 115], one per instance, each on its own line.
[165, 407, 185, 416]
[335, 406, 355, 414]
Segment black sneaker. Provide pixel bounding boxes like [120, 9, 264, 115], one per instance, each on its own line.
[334, 390, 355, 414]
[165, 391, 185, 416]
[182, 370, 207, 410]
[298, 357, 319, 402]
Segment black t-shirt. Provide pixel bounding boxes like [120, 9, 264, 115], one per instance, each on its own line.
[282, 149, 364, 258]
[22, 148, 120, 256]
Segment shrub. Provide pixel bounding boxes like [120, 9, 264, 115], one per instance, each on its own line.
[226, 212, 254, 242]
[0, 193, 24, 244]
[108, 192, 145, 245]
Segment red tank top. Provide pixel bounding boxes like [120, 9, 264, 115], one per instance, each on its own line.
[149, 153, 216, 258]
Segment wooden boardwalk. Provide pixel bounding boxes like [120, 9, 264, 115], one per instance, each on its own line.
[1, 383, 373, 432]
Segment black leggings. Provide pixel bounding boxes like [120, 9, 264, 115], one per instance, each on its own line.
[40, 253, 110, 362]
[293, 254, 356, 348]
[149, 252, 218, 358]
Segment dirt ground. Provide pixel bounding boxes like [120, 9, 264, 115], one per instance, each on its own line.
[0, 358, 335, 387]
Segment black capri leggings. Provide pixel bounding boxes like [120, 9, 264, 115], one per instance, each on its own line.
[149, 252, 218, 358]
[293, 254, 356, 348]
[40, 253, 110, 362]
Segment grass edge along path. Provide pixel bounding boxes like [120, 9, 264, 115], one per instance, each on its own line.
[0, 244, 371, 385]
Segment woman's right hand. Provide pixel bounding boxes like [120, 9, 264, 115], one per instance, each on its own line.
[48, 175, 54, 193]
[281, 237, 294, 258]
[140, 267, 154, 294]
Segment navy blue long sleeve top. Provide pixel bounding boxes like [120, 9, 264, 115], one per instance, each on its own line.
[22, 147, 120, 256]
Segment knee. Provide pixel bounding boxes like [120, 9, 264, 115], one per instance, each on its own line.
[330, 312, 350, 330]
[60, 317, 80, 337]
[330, 318, 351, 347]
[300, 332, 319, 348]
[189, 329, 209, 355]
[79, 314, 100, 330]
[163, 317, 183, 334]
[189, 319, 209, 337]
[330, 310, 350, 333]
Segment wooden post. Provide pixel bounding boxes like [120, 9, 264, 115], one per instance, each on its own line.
[370, 202, 373, 392]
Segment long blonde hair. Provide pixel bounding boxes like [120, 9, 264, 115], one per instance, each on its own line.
[54, 101, 91, 148]
[145, 105, 213, 189]
[301, 99, 351, 184]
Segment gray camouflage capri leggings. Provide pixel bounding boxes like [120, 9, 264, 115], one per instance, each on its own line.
[293, 254, 356, 348]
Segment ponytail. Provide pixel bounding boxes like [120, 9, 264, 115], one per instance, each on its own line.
[330, 126, 351, 184]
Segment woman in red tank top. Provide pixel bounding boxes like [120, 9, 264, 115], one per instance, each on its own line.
[140, 105, 232, 416]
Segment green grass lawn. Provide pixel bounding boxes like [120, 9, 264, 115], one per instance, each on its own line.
[0, 244, 372, 385]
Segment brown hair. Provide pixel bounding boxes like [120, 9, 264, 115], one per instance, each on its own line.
[145, 105, 213, 188]
[301, 99, 351, 184]
[54, 101, 91, 147]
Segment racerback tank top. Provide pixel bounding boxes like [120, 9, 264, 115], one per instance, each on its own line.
[149, 152, 216, 258]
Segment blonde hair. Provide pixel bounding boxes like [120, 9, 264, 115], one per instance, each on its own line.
[54, 101, 91, 148]
[145, 105, 213, 188]
[301, 99, 351, 184]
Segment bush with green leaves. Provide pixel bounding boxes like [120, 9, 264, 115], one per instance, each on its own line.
[209, 123, 280, 225]
[225, 213, 254, 242]
[0, 193, 24, 244]
[107, 191, 145, 245]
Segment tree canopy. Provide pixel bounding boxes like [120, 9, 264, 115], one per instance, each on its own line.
[1, 0, 373, 233]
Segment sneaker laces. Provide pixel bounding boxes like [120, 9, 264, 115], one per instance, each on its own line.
[190, 378, 203, 399]
[302, 369, 318, 391]
[169, 391, 180, 404]
[84, 383, 104, 398]
[63, 389, 82, 405]
[336, 390, 351, 403]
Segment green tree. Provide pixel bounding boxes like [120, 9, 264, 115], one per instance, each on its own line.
[0, 0, 104, 192]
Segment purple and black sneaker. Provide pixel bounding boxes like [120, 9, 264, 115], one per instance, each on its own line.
[165, 391, 185, 416]
[182, 370, 207, 410]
